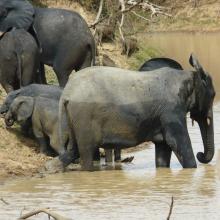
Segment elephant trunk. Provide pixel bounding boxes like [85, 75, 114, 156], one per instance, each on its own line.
[4, 112, 15, 127]
[197, 106, 215, 163]
[0, 104, 7, 117]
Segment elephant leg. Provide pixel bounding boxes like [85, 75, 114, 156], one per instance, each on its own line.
[53, 60, 72, 88]
[155, 142, 172, 168]
[78, 145, 95, 171]
[93, 148, 100, 161]
[162, 114, 197, 168]
[114, 149, 121, 162]
[36, 136, 56, 157]
[105, 149, 113, 163]
[39, 62, 47, 84]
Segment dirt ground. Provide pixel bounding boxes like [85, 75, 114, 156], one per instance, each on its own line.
[0, 0, 219, 181]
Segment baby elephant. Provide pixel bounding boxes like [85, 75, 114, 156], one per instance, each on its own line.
[4, 96, 69, 156]
[121, 37, 138, 57]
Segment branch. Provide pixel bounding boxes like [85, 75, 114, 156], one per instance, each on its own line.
[89, 0, 104, 28]
[18, 208, 71, 220]
[167, 196, 174, 220]
[89, 15, 108, 28]
[0, 198, 9, 205]
[131, 11, 150, 22]
[118, 0, 126, 41]
[122, 0, 144, 13]
[127, 0, 172, 18]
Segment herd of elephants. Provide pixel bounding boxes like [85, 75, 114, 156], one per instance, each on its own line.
[0, 1, 216, 172]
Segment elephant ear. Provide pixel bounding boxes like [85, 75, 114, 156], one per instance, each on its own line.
[189, 53, 207, 80]
[14, 96, 34, 122]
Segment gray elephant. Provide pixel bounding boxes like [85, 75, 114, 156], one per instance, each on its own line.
[33, 8, 95, 87]
[0, 3, 96, 87]
[0, 29, 41, 93]
[57, 54, 215, 171]
[105, 57, 183, 163]
[0, 84, 62, 137]
[4, 96, 70, 156]
[0, 84, 62, 115]
[139, 57, 183, 71]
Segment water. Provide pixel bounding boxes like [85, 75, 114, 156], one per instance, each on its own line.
[1, 32, 220, 220]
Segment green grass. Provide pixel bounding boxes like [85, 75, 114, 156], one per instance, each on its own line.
[128, 45, 161, 70]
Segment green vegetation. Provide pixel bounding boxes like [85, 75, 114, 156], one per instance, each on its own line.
[128, 45, 161, 70]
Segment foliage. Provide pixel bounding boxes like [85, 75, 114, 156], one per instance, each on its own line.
[28, 0, 48, 7]
[75, 0, 101, 11]
[128, 45, 161, 70]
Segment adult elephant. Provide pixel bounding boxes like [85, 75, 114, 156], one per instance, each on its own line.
[32, 8, 96, 87]
[139, 57, 183, 71]
[57, 54, 215, 171]
[0, 3, 96, 87]
[105, 57, 184, 162]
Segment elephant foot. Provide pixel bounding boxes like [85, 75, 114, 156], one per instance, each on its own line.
[44, 157, 65, 174]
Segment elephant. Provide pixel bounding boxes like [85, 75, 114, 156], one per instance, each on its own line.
[105, 57, 183, 162]
[32, 8, 96, 87]
[0, 29, 41, 93]
[0, 0, 34, 33]
[57, 53, 215, 171]
[139, 57, 183, 71]
[4, 96, 69, 156]
[0, 84, 62, 136]
[0, 84, 62, 116]
[0, 4, 96, 87]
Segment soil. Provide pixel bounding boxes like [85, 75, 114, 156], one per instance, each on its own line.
[0, 0, 218, 181]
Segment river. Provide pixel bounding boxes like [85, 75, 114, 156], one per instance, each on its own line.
[0, 32, 220, 220]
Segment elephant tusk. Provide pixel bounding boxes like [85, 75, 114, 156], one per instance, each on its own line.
[207, 118, 211, 126]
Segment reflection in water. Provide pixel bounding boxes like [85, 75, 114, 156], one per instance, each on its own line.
[1, 33, 220, 220]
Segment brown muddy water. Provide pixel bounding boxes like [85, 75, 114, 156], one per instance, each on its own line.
[1, 32, 220, 220]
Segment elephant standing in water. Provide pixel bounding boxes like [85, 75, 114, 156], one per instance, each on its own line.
[57, 54, 215, 171]
[105, 57, 184, 162]
[0, 2, 96, 87]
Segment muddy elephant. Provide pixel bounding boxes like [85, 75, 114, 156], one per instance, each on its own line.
[0, 29, 41, 93]
[4, 96, 69, 156]
[58, 54, 215, 171]
[139, 57, 183, 71]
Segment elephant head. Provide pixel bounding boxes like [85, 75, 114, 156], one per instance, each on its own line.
[189, 53, 215, 164]
[0, 89, 21, 117]
[4, 96, 34, 127]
